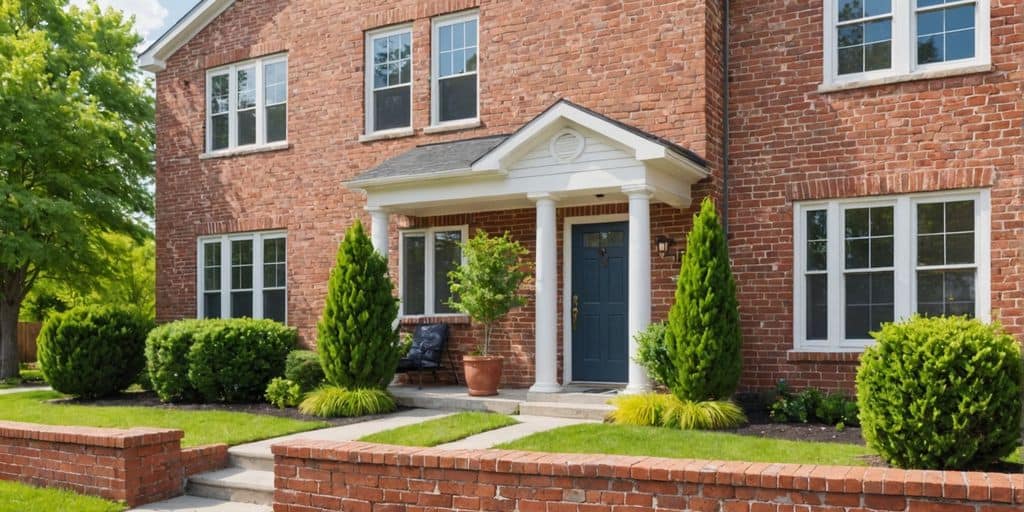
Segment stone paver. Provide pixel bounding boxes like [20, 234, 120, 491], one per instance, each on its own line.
[435, 414, 595, 450]
[130, 495, 271, 512]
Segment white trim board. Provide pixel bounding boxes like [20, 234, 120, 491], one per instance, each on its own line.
[139, 0, 235, 72]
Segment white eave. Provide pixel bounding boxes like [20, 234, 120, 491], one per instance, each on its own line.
[137, 0, 235, 72]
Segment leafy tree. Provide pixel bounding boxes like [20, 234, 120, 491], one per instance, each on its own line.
[317, 220, 404, 389]
[665, 198, 742, 401]
[447, 230, 530, 355]
[0, 0, 153, 378]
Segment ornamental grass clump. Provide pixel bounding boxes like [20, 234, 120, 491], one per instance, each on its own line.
[857, 316, 1023, 470]
[609, 394, 746, 431]
[299, 386, 396, 418]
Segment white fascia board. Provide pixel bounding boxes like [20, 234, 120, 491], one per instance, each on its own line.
[138, 0, 235, 73]
[344, 168, 505, 191]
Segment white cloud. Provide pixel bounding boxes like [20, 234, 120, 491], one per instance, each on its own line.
[70, 0, 170, 45]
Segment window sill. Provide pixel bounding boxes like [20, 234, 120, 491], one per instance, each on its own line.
[817, 63, 992, 93]
[423, 118, 481, 134]
[399, 314, 471, 326]
[786, 350, 862, 364]
[359, 128, 415, 143]
[200, 141, 291, 160]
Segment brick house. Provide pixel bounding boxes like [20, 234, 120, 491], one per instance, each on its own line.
[139, 0, 1022, 394]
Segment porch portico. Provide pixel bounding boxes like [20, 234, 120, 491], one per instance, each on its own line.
[347, 100, 708, 394]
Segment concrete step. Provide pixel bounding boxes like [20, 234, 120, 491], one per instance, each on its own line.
[526, 390, 619, 406]
[186, 468, 275, 506]
[130, 495, 272, 511]
[227, 449, 274, 473]
[518, 401, 613, 421]
[391, 386, 521, 414]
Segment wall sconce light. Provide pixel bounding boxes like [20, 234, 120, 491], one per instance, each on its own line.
[656, 236, 675, 258]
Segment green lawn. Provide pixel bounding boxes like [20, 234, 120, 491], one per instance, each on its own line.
[360, 412, 519, 447]
[0, 391, 328, 447]
[0, 480, 124, 512]
[497, 423, 874, 466]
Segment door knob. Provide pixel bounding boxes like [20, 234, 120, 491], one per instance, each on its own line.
[572, 295, 580, 330]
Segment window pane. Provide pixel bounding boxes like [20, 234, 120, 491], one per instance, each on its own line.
[916, 200, 975, 266]
[238, 109, 256, 146]
[374, 86, 411, 131]
[865, 19, 891, 43]
[945, 200, 974, 232]
[870, 206, 893, 235]
[204, 242, 222, 268]
[838, 45, 863, 74]
[439, 25, 452, 52]
[374, 37, 388, 63]
[263, 289, 286, 323]
[433, 231, 462, 314]
[237, 67, 256, 109]
[917, 234, 944, 265]
[204, 267, 221, 291]
[203, 293, 221, 319]
[846, 239, 870, 268]
[808, 241, 828, 271]
[845, 271, 894, 339]
[946, 5, 974, 31]
[838, 25, 864, 47]
[845, 208, 869, 237]
[838, 0, 863, 22]
[402, 235, 426, 315]
[439, 75, 477, 122]
[917, 269, 975, 318]
[465, 19, 477, 47]
[864, 41, 891, 71]
[865, 0, 890, 17]
[945, 29, 975, 61]
[266, 103, 287, 143]
[918, 10, 943, 35]
[263, 238, 286, 288]
[806, 274, 828, 340]
[807, 210, 827, 240]
[231, 240, 253, 290]
[210, 74, 230, 114]
[946, 233, 974, 264]
[917, 203, 944, 233]
[211, 114, 229, 151]
[231, 291, 253, 318]
[916, 4, 975, 65]
[918, 35, 944, 64]
[870, 237, 893, 267]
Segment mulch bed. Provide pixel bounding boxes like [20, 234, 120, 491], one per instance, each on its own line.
[729, 422, 865, 445]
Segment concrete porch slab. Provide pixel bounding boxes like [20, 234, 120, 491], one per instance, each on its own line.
[388, 384, 618, 420]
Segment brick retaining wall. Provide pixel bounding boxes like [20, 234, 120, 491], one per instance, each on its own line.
[182, 443, 230, 478]
[272, 441, 1024, 512]
[0, 421, 227, 507]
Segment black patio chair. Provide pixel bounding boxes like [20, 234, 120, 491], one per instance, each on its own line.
[395, 323, 461, 388]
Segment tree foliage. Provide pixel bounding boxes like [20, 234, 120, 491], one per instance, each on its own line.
[665, 198, 742, 402]
[317, 220, 404, 389]
[446, 230, 529, 355]
[0, 0, 154, 378]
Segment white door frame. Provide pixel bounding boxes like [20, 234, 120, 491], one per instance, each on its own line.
[561, 213, 630, 385]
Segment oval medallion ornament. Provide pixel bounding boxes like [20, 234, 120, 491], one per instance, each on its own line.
[549, 129, 585, 162]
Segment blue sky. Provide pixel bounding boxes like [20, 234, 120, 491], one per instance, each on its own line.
[72, 1, 202, 45]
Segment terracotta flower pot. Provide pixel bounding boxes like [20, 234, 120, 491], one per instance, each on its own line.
[463, 355, 503, 396]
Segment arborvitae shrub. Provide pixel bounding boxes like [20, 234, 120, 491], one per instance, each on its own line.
[665, 198, 742, 402]
[857, 316, 1023, 470]
[38, 306, 152, 399]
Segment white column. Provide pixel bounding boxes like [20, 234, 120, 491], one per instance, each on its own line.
[529, 193, 561, 393]
[367, 207, 389, 258]
[623, 185, 653, 394]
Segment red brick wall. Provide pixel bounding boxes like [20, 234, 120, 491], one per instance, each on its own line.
[0, 421, 186, 507]
[153, 0, 721, 367]
[272, 440, 1024, 512]
[181, 443, 230, 478]
[727, 0, 1024, 392]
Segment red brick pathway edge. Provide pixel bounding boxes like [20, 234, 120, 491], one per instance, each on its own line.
[272, 440, 1024, 512]
[0, 420, 228, 507]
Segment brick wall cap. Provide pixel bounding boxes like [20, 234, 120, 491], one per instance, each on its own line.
[0, 420, 183, 448]
[270, 440, 1024, 504]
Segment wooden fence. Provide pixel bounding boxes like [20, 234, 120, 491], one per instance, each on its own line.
[16, 322, 40, 363]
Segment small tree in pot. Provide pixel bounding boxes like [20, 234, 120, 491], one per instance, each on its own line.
[447, 230, 529, 396]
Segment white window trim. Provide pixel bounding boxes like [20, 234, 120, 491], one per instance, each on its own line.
[793, 189, 990, 352]
[821, 0, 990, 90]
[430, 10, 480, 128]
[364, 24, 414, 136]
[197, 231, 288, 322]
[398, 225, 469, 318]
[205, 54, 288, 155]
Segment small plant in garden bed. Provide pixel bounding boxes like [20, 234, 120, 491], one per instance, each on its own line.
[265, 378, 303, 409]
[285, 350, 325, 392]
[359, 412, 518, 447]
[768, 380, 858, 429]
[299, 387, 395, 418]
[609, 393, 746, 430]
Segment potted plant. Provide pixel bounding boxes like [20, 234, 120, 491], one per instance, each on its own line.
[447, 230, 529, 396]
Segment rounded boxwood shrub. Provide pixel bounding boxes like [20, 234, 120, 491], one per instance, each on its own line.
[187, 319, 297, 403]
[857, 316, 1023, 470]
[38, 306, 153, 399]
[145, 319, 205, 402]
[285, 350, 325, 391]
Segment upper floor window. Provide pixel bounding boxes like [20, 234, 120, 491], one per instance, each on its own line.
[365, 26, 412, 134]
[207, 55, 288, 153]
[198, 231, 287, 323]
[823, 0, 989, 88]
[400, 226, 467, 317]
[793, 191, 990, 352]
[432, 12, 478, 125]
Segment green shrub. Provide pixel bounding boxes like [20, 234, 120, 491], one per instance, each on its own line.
[187, 319, 297, 403]
[37, 306, 152, 399]
[285, 350, 325, 391]
[608, 393, 746, 430]
[857, 316, 1023, 470]
[145, 319, 204, 402]
[634, 322, 676, 389]
[815, 393, 859, 427]
[298, 385, 396, 417]
[265, 378, 303, 409]
[768, 381, 858, 427]
[665, 198, 742, 402]
[318, 221, 404, 389]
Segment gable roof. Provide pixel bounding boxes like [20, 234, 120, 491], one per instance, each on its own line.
[138, 0, 235, 72]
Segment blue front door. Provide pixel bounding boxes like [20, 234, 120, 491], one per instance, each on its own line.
[571, 222, 629, 383]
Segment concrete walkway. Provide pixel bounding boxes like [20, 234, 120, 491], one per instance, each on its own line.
[131, 496, 270, 512]
[0, 386, 50, 395]
[436, 414, 594, 450]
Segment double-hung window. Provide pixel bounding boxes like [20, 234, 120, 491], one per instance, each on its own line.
[365, 26, 413, 134]
[400, 226, 467, 316]
[431, 12, 479, 125]
[198, 231, 288, 323]
[794, 191, 990, 351]
[206, 55, 288, 152]
[823, 0, 990, 87]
